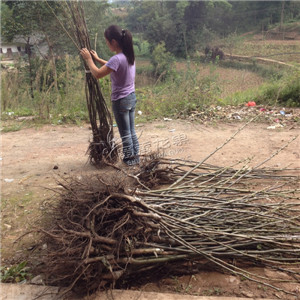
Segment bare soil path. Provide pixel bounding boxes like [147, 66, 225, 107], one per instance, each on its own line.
[1, 119, 300, 299]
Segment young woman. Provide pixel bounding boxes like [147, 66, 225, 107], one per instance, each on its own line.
[80, 25, 139, 166]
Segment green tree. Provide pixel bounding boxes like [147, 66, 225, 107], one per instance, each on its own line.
[1, 1, 112, 97]
[183, 1, 208, 52]
[81, 1, 112, 59]
[1, 1, 66, 96]
[205, 0, 232, 35]
[125, 0, 300, 59]
[1, 2, 14, 41]
[126, 1, 161, 34]
[151, 41, 175, 79]
[126, 1, 204, 57]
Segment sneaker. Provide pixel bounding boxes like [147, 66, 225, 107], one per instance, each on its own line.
[123, 157, 140, 166]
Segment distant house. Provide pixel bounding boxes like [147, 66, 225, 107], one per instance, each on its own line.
[0, 34, 48, 60]
[0, 41, 27, 59]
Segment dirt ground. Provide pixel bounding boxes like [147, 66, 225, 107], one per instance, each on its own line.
[1, 118, 300, 299]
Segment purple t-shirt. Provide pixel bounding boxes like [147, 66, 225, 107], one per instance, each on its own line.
[106, 53, 135, 101]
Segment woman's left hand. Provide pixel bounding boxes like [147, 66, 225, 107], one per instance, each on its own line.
[80, 48, 92, 60]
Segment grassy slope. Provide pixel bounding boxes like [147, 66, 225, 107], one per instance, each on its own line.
[1, 22, 299, 130]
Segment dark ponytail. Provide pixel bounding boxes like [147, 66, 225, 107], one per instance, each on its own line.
[104, 25, 135, 65]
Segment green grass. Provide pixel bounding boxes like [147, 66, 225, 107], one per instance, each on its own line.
[155, 124, 167, 129]
[0, 261, 32, 283]
[222, 38, 300, 66]
[1, 123, 23, 133]
[219, 60, 283, 79]
[1, 192, 34, 211]
[3, 61, 297, 129]
[221, 70, 300, 107]
[203, 287, 222, 296]
[255, 70, 300, 107]
[135, 59, 223, 119]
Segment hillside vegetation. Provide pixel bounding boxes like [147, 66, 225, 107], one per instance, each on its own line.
[1, 1, 299, 131]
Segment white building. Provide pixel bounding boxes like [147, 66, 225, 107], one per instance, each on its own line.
[1, 34, 48, 60]
[0, 41, 27, 59]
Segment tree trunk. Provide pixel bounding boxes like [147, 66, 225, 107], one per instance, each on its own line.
[280, 0, 285, 33]
[26, 38, 34, 99]
[183, 30, 188, 59]
[38, 13, 59, 93]
[44, 32, 59, 93]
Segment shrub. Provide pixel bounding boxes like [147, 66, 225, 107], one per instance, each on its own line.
[256, 71, 300, 107]
[151, 41, 175, 80]
[136, 60, 221, 119]
[1, 56, 89, 123]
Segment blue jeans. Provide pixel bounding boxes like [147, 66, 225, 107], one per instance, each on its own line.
[112, 92, 139, 165]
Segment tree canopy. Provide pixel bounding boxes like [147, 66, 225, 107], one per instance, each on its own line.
[125, 0, 300, 57]
[1, 0, 299, 59]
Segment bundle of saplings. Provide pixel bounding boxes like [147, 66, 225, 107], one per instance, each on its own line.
[31, 156, 300, 298]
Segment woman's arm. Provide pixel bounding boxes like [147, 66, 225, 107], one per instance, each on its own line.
[80, 48, 112, 79]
